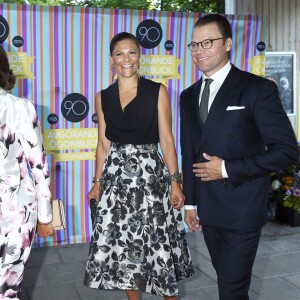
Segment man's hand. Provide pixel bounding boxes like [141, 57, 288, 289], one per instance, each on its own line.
[193, 153, 223, 181]
[184, 209, 200, 232]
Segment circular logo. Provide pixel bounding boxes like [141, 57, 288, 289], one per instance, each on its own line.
[256, 41, 266, 52]
[92, 113, 98, 123]
[164, 40, 174, 51]
[136, 19, 162, 49]
[47, 113, 59, 125]
[0, 16, 9, 43]
[61, 93, 89, 123]
[12, 35, 24, 48]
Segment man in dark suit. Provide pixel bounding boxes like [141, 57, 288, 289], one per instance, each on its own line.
[180, 14, 298, 300]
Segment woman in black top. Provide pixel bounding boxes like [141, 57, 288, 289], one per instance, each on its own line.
[84, 32, 194, 300]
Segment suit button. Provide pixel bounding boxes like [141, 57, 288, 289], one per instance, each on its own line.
[227, 134, 234, 139]
[220, 180, 226, 186]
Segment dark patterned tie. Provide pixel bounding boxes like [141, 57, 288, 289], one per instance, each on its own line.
[199, 78, 213, 124]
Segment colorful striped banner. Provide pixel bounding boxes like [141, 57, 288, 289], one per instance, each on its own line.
[0, 4, 267, 247]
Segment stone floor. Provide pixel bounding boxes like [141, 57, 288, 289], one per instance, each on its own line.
[22, 220, 300, 300]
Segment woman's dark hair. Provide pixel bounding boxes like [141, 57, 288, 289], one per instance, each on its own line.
[0, 46, 16, 90]
[110, 32, 140, 56]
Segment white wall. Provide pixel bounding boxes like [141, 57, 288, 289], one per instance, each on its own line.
[233, 0, 300, 136]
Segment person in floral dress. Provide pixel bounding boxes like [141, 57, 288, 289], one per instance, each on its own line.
[84, 32, 194, 300]
[0, 45, 54, 299]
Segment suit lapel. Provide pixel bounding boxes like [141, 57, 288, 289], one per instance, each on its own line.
[199, 66, 241, 147]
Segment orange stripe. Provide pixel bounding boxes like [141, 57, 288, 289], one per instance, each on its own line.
[241, 16, 247, 69]
[15, 7, 22, 97]
[109, 9, 114, 82]
[234, 17, 239, 66]
[30, 6, 34, 102]
[184, 14, 189, 86]
[62, 7, 65, 100]
[130, 9, 133, 34]
[49, 6, 57, 246]
[71, 6, 75, 93]
[259, 16, 264, 42]
[138, 9, 143, 24]
[71, 7, 76, 244]
[101, 10, 104, 90]
[80, 8, 86, 242]
[7, 5, 11, 52]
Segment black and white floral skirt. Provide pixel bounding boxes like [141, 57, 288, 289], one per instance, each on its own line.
[84, 143, 194, 297]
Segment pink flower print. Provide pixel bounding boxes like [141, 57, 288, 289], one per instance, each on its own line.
[6, 271, 19, 286]
[29, 153, 43, 169]
[25, 181, 35, 196]
[0, 288, 18, 299]
[0, 175, 19, 187]
[32, 115, 39, 128]
[0, 123, 6, 139]
[16, 148, 25, 164]
[39, 180, 51, 199]
[27, 139, 37, 149]
[0, 127, 15, 158]
[5, 131, 15, 149]
[21, 233, 31, 249]
[19, 164, 28, 180]
[31, 169, 43, 185]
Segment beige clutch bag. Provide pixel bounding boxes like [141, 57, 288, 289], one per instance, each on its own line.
[52, 199, 66, 230]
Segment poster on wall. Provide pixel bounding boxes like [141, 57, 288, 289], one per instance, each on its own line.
[0, 3, 267, 247]
[265, 52, 296, 115]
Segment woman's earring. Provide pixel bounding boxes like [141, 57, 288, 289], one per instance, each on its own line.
[111, 64, 115, 82]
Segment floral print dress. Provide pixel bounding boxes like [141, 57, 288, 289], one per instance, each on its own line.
[0, 88, 52, 299]
[84, 143, 194, 297]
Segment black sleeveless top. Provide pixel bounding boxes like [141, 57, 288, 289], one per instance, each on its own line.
[101, 77, 161, 145]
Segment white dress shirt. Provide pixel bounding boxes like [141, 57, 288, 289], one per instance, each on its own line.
[185, 61, 232, 210]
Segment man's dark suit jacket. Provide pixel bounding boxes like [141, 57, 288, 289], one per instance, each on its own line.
[180, 65, 299, 230]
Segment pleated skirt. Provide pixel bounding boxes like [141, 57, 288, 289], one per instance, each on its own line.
[84, 143, 194, 297]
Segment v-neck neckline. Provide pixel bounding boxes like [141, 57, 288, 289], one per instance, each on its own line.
[117, 78, 140, 113]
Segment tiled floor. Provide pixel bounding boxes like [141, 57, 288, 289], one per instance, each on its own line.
[22, 221, 300, 300]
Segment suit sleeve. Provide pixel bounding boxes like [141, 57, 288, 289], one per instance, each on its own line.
[20, 100, 52, 223]
[180, 94, 197, 205]
[225, 79, 299, 187]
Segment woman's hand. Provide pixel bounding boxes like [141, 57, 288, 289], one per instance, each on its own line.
[170, 183, 185, 209]
[87, 183, 101, 206]
[36, 222, 55, 237]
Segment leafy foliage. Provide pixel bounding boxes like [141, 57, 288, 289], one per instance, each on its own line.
[160, 0, 224, 13]
[1, 0, 224, 13]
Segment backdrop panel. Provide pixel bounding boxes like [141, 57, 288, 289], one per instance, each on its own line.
[0, 4, 267, 247]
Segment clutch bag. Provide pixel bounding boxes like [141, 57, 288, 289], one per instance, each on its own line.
[52, 199, 66, 230]
[90, 198, 98, 229]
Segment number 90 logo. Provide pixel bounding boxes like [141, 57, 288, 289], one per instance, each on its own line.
[136, 19, 163, 49]
[61, 93, 89, 123]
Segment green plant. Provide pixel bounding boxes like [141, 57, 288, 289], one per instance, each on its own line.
[269, 161, 300, 214]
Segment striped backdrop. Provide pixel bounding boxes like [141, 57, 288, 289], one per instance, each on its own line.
[0, 4, 267, 247]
